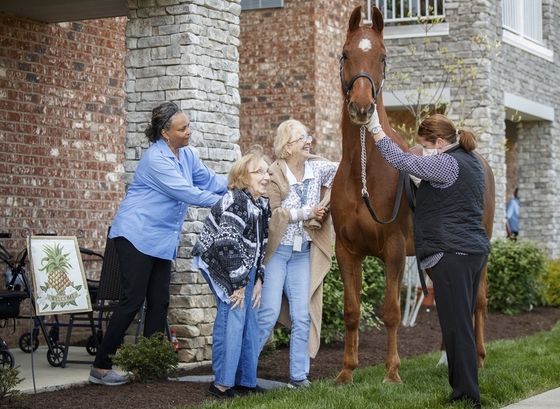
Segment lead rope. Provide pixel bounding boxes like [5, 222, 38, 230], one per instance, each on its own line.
[360, 126, 368, 197]
[360, 125, 428, 297]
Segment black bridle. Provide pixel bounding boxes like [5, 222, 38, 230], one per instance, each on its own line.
[339, 55, 386, 104]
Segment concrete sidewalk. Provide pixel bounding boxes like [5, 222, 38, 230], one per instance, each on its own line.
[9, 345, 560, 408]
[11, 345, 285, 394]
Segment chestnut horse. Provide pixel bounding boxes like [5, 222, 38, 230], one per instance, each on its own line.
[330, 6, 495, 385]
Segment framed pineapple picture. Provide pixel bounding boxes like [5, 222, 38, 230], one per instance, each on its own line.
[27, 236, 92, 315]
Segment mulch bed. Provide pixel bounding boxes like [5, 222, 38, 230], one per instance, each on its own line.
[11, 306, 560, 409]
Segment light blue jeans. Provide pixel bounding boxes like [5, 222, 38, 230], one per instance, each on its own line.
[258, 242, 311, 381]
[207, 267, 259, 388]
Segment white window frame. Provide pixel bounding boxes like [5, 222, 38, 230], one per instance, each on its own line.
[502, 0, 552, 62]
[240, 0, 283, 11]
[366, 0, 449, 39]
[370, 0, 445, 25]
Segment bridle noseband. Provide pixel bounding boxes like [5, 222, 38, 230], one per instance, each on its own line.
[339, 55, 386, 104]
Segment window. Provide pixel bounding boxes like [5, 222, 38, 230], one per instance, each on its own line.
[241, 0, 283, 10]
[502, 0, 542, 44]
[502, 0, 552, 61]
[369, 0, 445, 25]
[366, 0, 448, 39]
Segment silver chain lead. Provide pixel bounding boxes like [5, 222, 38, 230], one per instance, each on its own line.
[360, 125, 368, 197]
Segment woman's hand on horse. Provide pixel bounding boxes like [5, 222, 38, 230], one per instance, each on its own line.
[366, 104, 384, 139]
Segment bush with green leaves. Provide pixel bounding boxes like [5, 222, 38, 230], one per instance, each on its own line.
[541, 259, 560, 307]
[272, 252, 385, 346]
[487, 238, 547, 314]
[111, 332, 179, 383]
[0, 365, 25, 407]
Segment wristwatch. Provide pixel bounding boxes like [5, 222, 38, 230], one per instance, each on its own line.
[369, 125, 383, 135]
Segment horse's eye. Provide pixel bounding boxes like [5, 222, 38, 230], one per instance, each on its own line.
[342, 52, 348, 60]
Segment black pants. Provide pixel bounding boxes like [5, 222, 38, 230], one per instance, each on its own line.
[432, 252, 487, 405]
[93, 237, 171, 369]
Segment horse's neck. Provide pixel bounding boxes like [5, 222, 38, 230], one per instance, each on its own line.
[376, 99, 409, 152]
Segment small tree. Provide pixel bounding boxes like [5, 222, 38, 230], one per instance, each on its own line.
[387, 11, 507, 144]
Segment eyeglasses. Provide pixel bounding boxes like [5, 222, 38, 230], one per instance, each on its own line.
[249, 169, 272, 177]
[288, 135, 313, 144]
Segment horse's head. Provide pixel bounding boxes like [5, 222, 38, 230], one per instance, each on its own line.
[340, 6, 386, 126]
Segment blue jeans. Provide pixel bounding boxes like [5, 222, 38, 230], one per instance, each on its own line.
[258, 243, 311, 381]
[209, 267, 259, 388]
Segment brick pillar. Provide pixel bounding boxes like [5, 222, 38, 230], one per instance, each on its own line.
[124, 0, 241, 363]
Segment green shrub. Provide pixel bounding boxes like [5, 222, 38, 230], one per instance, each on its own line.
[111, 332, 179, 383]
[487, 238, 547, 314]
[0, 365, 25, 407]
[542, 259, 560, 307]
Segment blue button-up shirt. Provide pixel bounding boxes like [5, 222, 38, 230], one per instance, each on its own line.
[109, 139, 228, 260]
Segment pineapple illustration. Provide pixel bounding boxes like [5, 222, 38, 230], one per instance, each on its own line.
[38, 242, 73, 293]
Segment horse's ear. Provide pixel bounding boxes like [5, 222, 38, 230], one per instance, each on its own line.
[348, 6, 362, 32]
[371, 6, 384, 34]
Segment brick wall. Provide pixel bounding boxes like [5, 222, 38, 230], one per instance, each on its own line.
[239, 0, 354, 161]
[0, 13, 127, 346]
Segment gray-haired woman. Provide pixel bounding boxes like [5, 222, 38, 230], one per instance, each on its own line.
[89, 101, 227, 386]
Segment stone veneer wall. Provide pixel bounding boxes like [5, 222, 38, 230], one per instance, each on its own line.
[496, 1, 560, 258]
[123, 0, 241, 362]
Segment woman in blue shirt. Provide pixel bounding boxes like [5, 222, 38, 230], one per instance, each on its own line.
[89, 102, 228, 386]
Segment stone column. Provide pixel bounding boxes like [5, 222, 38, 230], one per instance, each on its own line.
[124, 0, 241, 363]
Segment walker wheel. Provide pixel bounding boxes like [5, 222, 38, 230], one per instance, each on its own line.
[86, 335, 97, 355]
[19, 332, 40, 353]
[0, 350, 15, 369]
[47, 344, 64, 367]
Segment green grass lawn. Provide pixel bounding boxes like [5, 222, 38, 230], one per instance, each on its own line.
[183, 321, 560, 409]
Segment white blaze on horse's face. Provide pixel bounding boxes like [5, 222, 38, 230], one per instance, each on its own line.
[358, 38, 372, 52]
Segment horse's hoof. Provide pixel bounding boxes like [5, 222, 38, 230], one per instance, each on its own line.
[334, 371, 354, 385]
[382, 374, 403, 384]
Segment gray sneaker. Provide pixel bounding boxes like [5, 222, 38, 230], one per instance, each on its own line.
[287, 378, 311, 388]
[89, 366, 127, 386]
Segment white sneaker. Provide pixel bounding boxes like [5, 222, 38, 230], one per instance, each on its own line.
[89, 366, 127, 386]
[288, 378, 311, 388]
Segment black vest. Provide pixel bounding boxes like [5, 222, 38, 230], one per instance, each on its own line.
[414, 147, 490, 261]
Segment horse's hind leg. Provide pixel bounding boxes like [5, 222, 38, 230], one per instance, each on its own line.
[474, 267, 488, 368]
[334, 243, 364, 385]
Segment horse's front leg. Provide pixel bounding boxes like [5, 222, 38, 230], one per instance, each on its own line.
[334, 245, 364, 385]
[474, 268, 488, 368]
[380, 257, 404, 384]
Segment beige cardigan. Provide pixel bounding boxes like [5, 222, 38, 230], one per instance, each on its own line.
[264, 156, 333, 358]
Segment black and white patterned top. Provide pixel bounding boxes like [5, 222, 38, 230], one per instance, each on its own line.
[376, 136, 459, 188]
[192, 188, 271, 297]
